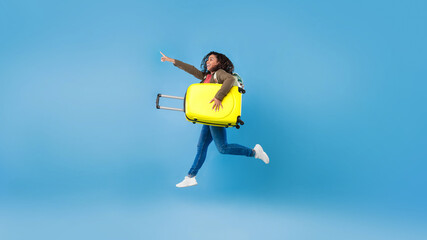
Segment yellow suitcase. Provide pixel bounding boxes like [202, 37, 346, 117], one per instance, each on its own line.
[156, 83, 245, 128]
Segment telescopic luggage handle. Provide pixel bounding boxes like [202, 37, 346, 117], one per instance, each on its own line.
[156, 94, 184, 112]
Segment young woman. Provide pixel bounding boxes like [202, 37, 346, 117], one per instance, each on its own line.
[160, 51, 269, 188]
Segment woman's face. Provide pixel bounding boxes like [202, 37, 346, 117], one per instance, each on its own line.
[206, 54, 220, 72]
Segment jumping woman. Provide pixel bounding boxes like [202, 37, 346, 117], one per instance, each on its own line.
[160, 51, 269, 188]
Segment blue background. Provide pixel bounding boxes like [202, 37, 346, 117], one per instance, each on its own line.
[1, 0, 426, 239]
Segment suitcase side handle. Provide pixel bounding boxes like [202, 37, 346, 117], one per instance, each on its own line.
[156, 94, 185, 112]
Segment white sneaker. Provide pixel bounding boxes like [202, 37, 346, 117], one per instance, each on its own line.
[176, 176, 198, 188]
[254, 144, 269, 164]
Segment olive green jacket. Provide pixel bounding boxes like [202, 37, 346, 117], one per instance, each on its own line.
[173, 59, 235, 101]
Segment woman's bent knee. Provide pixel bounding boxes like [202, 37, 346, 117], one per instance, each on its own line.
[217, 145, 227, 154]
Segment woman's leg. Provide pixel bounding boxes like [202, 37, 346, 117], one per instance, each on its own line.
[187, 125, 213, 177]
[210, 126, 255, 157]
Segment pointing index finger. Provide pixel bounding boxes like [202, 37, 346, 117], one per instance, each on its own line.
[160, 51, 166, 57]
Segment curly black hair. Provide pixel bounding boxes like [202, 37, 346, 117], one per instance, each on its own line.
[200, 51, 234, 75]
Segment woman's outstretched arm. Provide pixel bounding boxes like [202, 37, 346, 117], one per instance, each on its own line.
[160, 51, 204, 81]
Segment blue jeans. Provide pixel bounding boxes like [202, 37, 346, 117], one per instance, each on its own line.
[188, 125, 255, 177]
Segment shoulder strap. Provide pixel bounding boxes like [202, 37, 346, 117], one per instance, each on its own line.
[213, 72, 218, 83]
[213, 71, 243, 88]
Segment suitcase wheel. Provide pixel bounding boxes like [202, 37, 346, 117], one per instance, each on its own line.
[237, 116, 245, 126]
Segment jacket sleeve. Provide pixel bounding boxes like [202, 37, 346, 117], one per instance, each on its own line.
[214, 69, 235, 101]
[173, 59, 205, 81]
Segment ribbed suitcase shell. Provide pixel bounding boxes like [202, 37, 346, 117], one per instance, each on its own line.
[185, 83, 242, 127]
